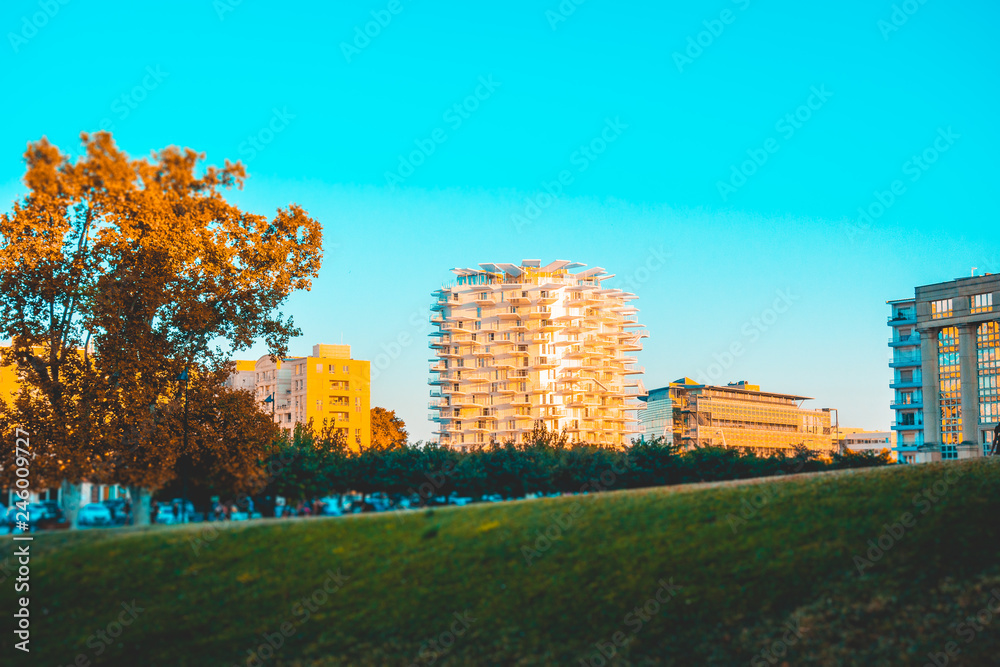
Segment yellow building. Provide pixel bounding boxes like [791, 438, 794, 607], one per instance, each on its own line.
[0, 355, 18, 406]
[669, 378, 836, 454]
[242, 344, 371, 449]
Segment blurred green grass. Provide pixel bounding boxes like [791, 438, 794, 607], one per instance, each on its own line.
[2, 459, 998, 666]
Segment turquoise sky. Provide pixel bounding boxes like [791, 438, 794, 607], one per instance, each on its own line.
[2, 0, 997, 441]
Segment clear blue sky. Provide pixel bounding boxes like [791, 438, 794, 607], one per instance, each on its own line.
[2, 0, 997, 441]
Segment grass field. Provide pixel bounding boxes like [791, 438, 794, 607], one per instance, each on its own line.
[2, 458, 999, 666]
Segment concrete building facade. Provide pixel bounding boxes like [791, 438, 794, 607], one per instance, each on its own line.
[888, 274, 1000, 463]
[666, 378, 836, 454]
[429, 260, 647, 449]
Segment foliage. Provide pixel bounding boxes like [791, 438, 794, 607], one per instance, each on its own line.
[369, 406, 408, 449]
[252, 423, 895, 506]
[0, 132, 321, 490]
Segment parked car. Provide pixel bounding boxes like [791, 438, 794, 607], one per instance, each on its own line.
[4, 506, 30, 531]
[78, 503, 113, 527]
[155, 505, 176, 525]
[102, 499, 129, 525]
[316, 497, 344, 516]
[4, 502, 63, 531]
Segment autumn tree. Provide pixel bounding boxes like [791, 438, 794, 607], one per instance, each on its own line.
[370, 406, 408, 449]
[0, 132, 323, 524]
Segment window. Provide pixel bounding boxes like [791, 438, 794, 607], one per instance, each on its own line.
[343, 365, 349, 373]
[316, 363, 324, 372]
[938, 327, 962, 446]
[979, 322, 999, 422]
[900, 370, 913, 383]
[971, 293, 993, 314]
[931, 299, 953, 319]
[941, 444, 957, 460]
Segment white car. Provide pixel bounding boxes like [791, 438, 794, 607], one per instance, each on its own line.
[78, 503, 113, 527]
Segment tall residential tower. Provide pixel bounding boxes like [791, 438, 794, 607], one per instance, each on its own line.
[429, 260, 647, 449]
[888, 274, 999, 463]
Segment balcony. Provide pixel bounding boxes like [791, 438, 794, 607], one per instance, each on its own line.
[889, 379, 922, 389]
[891, 422, 924, 431]
[889, 357, 921, 369]
[532, 356, 559, 370]
[890, 400, 923, 410]
[887, 313, 917, 326]
[888, 336, 920, 347]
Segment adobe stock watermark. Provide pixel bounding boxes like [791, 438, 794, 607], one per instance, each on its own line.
[238, 108, 296, 163]
[512, 117, 628, 231]
[213, 0, 244, 21]
[7, 0, 71, 54]
[726, 460, 807, 534]
[878, 0, 932, 40]
[694, 288, 799, 385]
[230, 570, 349, 667]
[341, 0, 410, 63]
[749, 617, 805, 666]
[384, 75, 501, 191]
[925, 588, 1000, 667]
[97, 66, 169, 133]
[672, 0, 751, 73]
[189, 448, 300, 556]
[370, 308, 434, 382]
[614, 245, 672, 295]
[717, 85, 833, 202]
[545, 0, 587, 31]
[578, 578, 683, 667]
[405, 610, 477, 666]
[521, 460, 628, 566]
[853, 464, 962, 576]
[845, 126, 959, 242]
[57, 601, 144, 667]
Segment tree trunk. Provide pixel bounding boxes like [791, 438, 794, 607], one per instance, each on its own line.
[60, 480, 82, 530]
[129, 487, 152, 526]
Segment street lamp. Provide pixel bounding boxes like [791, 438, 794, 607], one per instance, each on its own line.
[263, 392, 275, 420]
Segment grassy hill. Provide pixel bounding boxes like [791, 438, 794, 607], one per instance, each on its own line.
[2, 459, 999, 666]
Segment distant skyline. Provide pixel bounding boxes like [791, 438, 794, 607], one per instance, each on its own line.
[2, 0, 997, 441]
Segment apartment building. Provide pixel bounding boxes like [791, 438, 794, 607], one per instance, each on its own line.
[638, 385, 674, 444]
[223, 359, 256, 392]
[888, 274, 1000, 463]
[429, 260, 647, 449]
[665, 378, 836, 453]
[245, 344, 371, 448]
